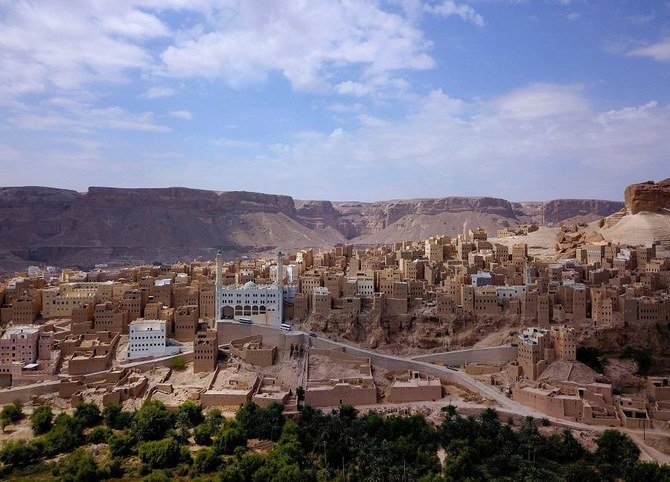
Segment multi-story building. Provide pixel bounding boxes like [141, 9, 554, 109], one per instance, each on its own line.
[126, 319, 181, 360]
[194, 329, 218, 373]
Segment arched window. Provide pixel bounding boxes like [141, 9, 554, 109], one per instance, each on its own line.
[259, 305, 266, 314]
[234, 305, 243, 315]
[243, 305, 251, 316]
[252, 306, 259, 315]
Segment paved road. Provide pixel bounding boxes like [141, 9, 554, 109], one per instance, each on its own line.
[279, 326, 670, 464]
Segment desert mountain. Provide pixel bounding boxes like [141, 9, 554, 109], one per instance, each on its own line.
[0, 186, 623, 272]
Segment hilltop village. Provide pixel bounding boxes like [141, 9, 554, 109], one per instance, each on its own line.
[0, 218, 669, 438]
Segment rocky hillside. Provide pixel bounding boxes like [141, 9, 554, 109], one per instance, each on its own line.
[0, 186, 623, 272]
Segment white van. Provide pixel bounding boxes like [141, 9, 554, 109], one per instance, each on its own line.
[238, 317, 252, 324]
[280, 323, 291, 331]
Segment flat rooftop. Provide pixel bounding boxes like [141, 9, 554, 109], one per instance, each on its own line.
[2, 325, 40, 338]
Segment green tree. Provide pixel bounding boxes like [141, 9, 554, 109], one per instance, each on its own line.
[0, 400, 23, 431]
[131, 400, 174, 441]
[192, 447, 221, 475]
[108, 432, 136, 457]
[178, 400, 204, 427]
[43, 413, 85, 456]
[0, 439, 40, 468]
[235, 401, 285, 440]
[143, 469, 172, 482]
[595, 429, 640, 481]
[74, 402, 102, 428]
[30, 404, 53, 435]
[563, 460, 601, 482]
[194, 423, 214, 446]
[215, 423, 247, 455]
[103, 402, 134, 430]
[86, 425, 112, 444]
[55, 448, 99, 482]
[138, 437, 182, 469]
[627, 461, 670, 481]
[623, 348, 653, 376]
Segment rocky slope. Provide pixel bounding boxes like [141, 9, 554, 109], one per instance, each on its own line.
[0, 186, 623, 271]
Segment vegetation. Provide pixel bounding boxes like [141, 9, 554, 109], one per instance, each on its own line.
[622, 347, 654, 376]
[30, 404, 53, 435]
[171, 355, 187, 371]
[0, 400, 666, 480]
[0, 401, 23, 432]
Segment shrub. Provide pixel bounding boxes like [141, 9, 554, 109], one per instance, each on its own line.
[143, 469, 172, 482]
[596, 429, 640, 480]
[131, 400, 174, 442]
[55, 448, 99, 482]
[178, 400, 204, 427]
[86, 425, 112, 444]
[108, 432, 136, 457]
[192, 447, 221, 475]
[0, 439, 40, 467]
[103, 403, 134, 430]
[74, 402, 102, 428]
[172, 355, 186, 371]
[42, 413, 85, 456]
[99, 456, 125, 479]
[622, 348, 653, 376]
[215, 424, 247, 455]
[138, 437, 182, 469]
[31, 404, 53, 435]
[194, 423, 214, 446]
[0, 400, 23, 430]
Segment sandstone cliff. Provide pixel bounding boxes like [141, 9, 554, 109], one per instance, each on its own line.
[0, 186, 623, 271]
[624, 179, 670, 214]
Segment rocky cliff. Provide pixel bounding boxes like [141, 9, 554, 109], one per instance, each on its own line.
[624, 179, 670, 214]
[0, 186, 623, 271]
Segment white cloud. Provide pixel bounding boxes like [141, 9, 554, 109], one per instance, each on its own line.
[169, 110, 192, 120]
[425, 1, 485, 28]
[160, 1, 436, 93]
[212, 137, 261, 149]
[7, 99, 169, 133]
[567, 12, 581, 21]
[326, 103, 366, 114]
[494, 83, 588, 120]
[142, 87, 177, 99]
[0, 1, 168, 94]
[257, 84, 670, 199]
[0, 0, 483, 99]
[627, 38, 670, 62]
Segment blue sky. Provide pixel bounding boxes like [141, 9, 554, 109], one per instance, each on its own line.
[0, 0, 669, 202]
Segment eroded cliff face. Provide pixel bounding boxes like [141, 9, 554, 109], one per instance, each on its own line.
[0, 186, 623, 271]
[624, 179, 670, 214]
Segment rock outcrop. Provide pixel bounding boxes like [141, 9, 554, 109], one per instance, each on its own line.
[624, 179, 670, 214]
[0, 186, 624, 272]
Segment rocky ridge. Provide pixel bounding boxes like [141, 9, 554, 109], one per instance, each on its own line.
[0, 186, 624, 271]
[624, 178, 670, 214]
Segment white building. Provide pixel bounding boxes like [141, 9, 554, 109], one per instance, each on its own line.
[217, 282, 283, 325]
[126, 319, 181, 360]
[347, 272, 374, 296]
[215, 252, 284, 325]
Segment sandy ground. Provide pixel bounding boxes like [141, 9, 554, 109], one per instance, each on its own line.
[599, 211, 670, 246]
[491, 226, 561, 260]
[308, 354, 368, 381]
